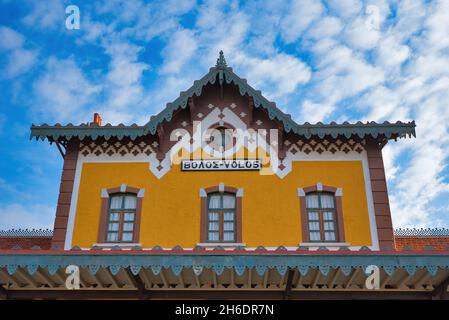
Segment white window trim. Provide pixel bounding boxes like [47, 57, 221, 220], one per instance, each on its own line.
[93, 243, 142, 249]
[299, 242, 350, 247]
[196, 242, 246, 249]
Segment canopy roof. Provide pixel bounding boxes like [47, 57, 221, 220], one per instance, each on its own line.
[30, 51, 416, 143]
[0, 250, 448, 299]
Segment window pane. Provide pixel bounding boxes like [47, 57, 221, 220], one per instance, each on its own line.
[208, 232, 219, 241]
[208, 195, 221, 209]
[223, 222, 234, 231]
[208, 212, 219, 221]
[324, 222, 335, 231]
[308, 211, 319, 221]
[124, 212, 135, 221]
[109, 212, 120, 221]
[306, 194, 319, 208]
[123, 222, 134, 232]
[121, 232, 133, 242]
[208, 222, 219, 231]
[224, 211, 234, 221]
[124, 195, 136, 209]
[110, 196, 122, 209]
[308, 222, 320, 231]
[223, 232, 234, 241]
[323, 211, 334, 220]
[223, 195, 235, 209]
[321, 194, 335, 209]
[108, 222, 119, 231]
[325, 231, 336, 241]
[309, 232, 321, 241]
[107, 232, 118, 242]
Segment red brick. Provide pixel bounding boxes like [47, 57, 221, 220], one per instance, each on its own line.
[0, 237, 51, 249]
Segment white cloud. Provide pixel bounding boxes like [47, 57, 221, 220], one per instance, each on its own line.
[236, 53, 311, 99]
[280, 0, 323, 43]
[306, 16, 343, 40]
[310, 42, 385, 105]
[344, 17, 381, 50]
[32, 56, 100, 122]
[4, 48, 38, 78]
[299, 101, 334, 124]
[103, 42, 149, 111]
[0, 26, 37, 79]
[327, 0, 362, 18]
[0, 26, 24, 50]
[375, 35, 410, 68]
[160, 29, 197, 74]
[422, 0, 449, 52]
[122, 0, 196, 41]
[22, 0, 65, 30]
[0, 203, 54, 230]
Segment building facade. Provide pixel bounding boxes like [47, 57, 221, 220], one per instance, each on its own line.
[1, 52, 448, 300]
[38, 52, 414, 252]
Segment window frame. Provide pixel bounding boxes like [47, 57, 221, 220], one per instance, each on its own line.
[298, 184, 345, 243]
[200, 185, 243, 243]
[98, 185, 144, 244]
[206, 192, 237, 243]
[305, 192, 338, 242]
[106, 193, 137, 243]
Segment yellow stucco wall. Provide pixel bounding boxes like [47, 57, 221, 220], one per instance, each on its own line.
[71, 158, 373, 248]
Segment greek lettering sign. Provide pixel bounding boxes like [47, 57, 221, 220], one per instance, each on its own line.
[181, 159, 261, 171]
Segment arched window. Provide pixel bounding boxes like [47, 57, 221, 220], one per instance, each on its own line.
[306, 192, 337, 242]
[199, 184, 243, 244]
[106, 193, 137, 242]
[98, 185, 144, 244]
[207, 192, 236, 242]
[298, 184, 345, 243]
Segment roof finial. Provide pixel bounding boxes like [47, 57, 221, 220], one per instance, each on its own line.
[216, 50, 227, 68]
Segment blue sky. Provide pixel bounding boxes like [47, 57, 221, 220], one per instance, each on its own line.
[0, 0, 448, 230]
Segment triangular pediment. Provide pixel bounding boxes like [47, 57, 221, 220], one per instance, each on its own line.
[142, 51, 297, 136]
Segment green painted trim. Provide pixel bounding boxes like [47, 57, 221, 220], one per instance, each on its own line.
[30, 54, 416, 142]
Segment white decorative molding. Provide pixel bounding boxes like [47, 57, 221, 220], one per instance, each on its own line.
[299, 242, 350, 247]
[316, 182, 323, 191]
[236, 188, 244, 197]
[218, 182, 225, 193]
[199, 188, 207, 198]
[297, 188, 305, 197]
[120, 183, 127, 192]
[100, 188, 109, 198]
[137, 189, 145, 198]
[196, 243, 245, 249]
[93, 243, 142, 249]
[335, 188, 343, 197]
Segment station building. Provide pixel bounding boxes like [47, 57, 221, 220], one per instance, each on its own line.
[0, 52, 448, 300]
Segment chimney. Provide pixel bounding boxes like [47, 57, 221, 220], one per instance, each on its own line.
[92, 113, 102, 126]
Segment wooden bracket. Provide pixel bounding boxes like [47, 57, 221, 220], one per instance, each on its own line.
[431, 274, 449, 300]
[156, 124, 165, 160]
[248, 96, 254, 125]
[0, 284, 7, 300]
[188, 97, 196, 123]
[277, 123, 285, 160]
[283, 268, 295, 300]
